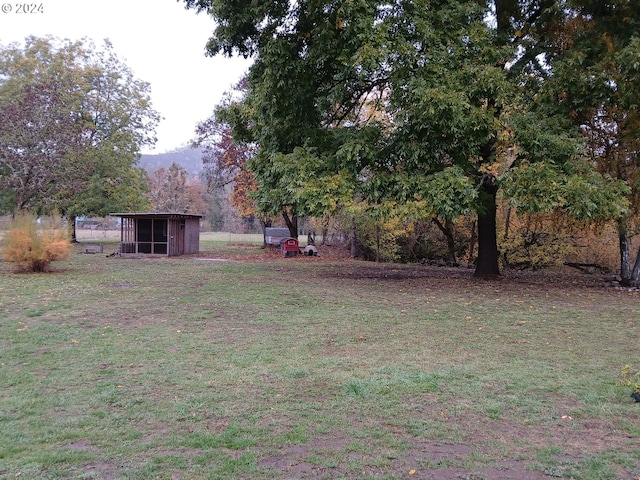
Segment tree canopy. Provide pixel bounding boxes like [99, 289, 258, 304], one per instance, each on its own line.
[183, 0, 631, 276]
[0, 36, 159, 218]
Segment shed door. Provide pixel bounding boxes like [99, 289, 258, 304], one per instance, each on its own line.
[168, 219, 185, 256]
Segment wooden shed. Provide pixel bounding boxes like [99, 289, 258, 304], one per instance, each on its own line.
[110, 213, 202, 257]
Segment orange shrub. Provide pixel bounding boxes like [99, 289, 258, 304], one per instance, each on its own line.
[1, 213, 71, 272]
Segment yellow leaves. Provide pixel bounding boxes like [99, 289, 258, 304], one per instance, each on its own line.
[617, 365, 640, 392]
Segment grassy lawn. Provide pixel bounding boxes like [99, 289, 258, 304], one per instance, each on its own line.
[1, 239, 639, 479]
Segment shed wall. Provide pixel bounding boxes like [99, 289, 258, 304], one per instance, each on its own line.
[184, 218, 200, 254]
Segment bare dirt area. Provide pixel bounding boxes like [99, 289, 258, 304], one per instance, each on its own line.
[197, 242, 616, 291]
[256, 245, 623, 294]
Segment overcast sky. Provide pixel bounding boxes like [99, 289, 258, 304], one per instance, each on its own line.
[0, 0, 252, 153]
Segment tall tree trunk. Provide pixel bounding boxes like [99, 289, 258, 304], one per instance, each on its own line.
[618, 220, 632, 286]
[471, 0, 515, 277]
[474, 183, 500, 278]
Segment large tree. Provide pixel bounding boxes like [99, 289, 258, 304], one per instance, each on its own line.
[0, 36, 159, 230]
[538, 0, 640, 285]
[183, 0, 628, 275]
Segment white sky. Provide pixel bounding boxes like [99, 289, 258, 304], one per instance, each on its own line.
[0, 0, 252, 154]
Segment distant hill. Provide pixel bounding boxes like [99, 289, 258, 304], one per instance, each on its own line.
[139, 146, 204, 176]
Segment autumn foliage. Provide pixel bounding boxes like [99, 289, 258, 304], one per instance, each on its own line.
[1, 213, 71, 272]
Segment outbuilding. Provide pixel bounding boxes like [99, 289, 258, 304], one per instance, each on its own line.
[110, 212, 202, 257]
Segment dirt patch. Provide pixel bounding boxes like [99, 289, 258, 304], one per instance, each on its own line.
[313, 261, 607, 289]
[414, 464, 549, 479]
[75, 461, 121, 480]
[197, 243, 611, 290]
[258, 435, 354, 478]
[257, 437, 553, 479]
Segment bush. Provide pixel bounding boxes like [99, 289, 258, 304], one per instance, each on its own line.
[1, 213, 71, 272]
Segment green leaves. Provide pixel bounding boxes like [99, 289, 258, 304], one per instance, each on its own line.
[248, 145, 357, 218]
[0, 37, 159, 216]
[501, 161, 630, 221]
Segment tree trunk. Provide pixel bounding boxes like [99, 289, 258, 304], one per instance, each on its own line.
[631, 244, 640, 288]
[282, 211, 298, 238]
[69, 215, 78, 243]
[618, 220, 632, 286]
[350, 216, 357, 258]
[468, 220, 477, 265]
[501, 206, 512, 267]
[322, 216, 330, 246]
[260, 217, 272, 247]
[471, 0, 509, 278]
[432, 217, 457, 263]
[474, 183, 500, 278]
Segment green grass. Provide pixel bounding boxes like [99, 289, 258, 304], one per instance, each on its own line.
[0, 241, 639, 479]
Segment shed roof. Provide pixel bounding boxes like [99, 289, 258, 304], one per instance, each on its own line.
[110, 212, 203, 219]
